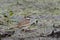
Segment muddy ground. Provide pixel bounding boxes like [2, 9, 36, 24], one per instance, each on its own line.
[0, 0, 60, 40]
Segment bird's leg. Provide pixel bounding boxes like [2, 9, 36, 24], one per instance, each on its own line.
[21, 26, 29, 32]
[21, 26, 33, 32]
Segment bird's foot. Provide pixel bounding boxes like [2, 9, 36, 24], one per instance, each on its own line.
[21, 29, 33, 32]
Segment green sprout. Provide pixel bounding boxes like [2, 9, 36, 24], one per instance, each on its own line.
[9, 11, 14, 16]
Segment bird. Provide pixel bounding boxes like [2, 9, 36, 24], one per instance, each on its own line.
[9, 16, 38, 32]
[16, 16, 31, 29]
[8, 16, 32, 32]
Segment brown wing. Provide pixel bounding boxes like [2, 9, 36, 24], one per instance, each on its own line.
[16, 19, 30, 28]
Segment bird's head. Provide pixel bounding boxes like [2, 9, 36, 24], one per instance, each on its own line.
[24, 16, 33, 20]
